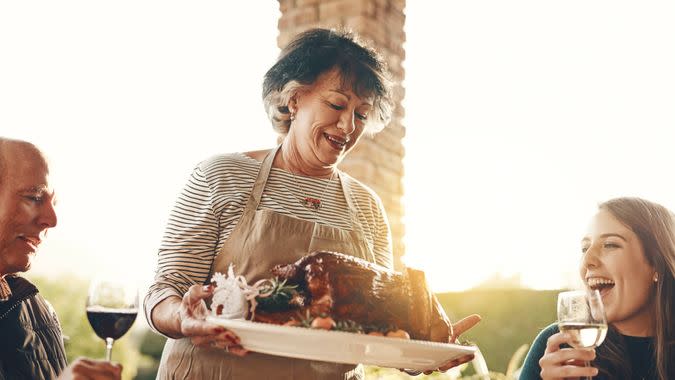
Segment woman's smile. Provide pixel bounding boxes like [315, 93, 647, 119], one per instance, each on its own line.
[323, 132, 348, 151]
[580, 210, 656, 334]
[286, 69, 369, 170]
[586, 276, 615, 304]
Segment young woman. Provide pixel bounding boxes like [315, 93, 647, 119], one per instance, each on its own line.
[520, 197, 674, 380]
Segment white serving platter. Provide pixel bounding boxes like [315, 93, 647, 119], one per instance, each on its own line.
[206, 317, 477, 372]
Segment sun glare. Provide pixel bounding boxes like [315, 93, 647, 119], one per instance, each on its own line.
[402, 1, 675, 291]
[2, 1, 674, 296]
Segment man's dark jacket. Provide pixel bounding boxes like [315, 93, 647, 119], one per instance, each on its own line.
[0, 275, 67, 379]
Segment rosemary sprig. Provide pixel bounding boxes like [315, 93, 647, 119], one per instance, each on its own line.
[255, 278, 299, 312]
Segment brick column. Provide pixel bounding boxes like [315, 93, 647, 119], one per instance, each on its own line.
[277, 0, 407, 269]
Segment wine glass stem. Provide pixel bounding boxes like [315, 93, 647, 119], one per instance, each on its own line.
[105, 337, 114, 361]
[585, 360, 592, 380]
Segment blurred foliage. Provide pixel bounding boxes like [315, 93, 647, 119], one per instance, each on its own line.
[366, 365, 454, 379]
[135, 329, 167, 380]
[437, 289, 560, 373]
[28, 274, 149, 380]
[24, 274, 561, 379]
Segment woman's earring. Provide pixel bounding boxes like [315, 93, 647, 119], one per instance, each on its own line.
[654, 273, 659, 283]
[290, 112, 295, 121]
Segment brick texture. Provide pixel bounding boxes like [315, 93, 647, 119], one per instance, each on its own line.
[276, 0, 407, 270]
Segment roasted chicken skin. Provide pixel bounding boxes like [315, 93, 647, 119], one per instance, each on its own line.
[254, 251, 452, 342]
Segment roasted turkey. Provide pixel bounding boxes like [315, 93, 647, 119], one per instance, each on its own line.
[253, 251, 453, 343]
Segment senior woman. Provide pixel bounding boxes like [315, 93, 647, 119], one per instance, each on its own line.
[145, 28, 476, 380]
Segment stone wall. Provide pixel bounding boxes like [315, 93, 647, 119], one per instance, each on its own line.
[276, 0, 407, 269]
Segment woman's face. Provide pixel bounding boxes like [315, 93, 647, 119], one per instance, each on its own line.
[579, 210, 656, 335]
[287, 69, 373, 169]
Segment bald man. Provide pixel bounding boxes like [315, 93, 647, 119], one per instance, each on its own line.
[0, 138, 121, 380]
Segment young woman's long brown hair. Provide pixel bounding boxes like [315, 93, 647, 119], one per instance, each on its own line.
[593, 197, 675, 380]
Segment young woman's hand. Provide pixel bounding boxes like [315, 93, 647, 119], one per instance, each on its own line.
[538, 332, 598, 379]
[178, 284, 248, 356]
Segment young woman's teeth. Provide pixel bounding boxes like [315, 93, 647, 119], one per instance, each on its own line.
[587, 278, 615, 290]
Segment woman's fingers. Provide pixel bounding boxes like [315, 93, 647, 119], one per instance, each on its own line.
[544, 332, 592, 354]
[181, 284, 214, 318]
[540, 362, 598, 379]
[438, 353, 475, 372]
[409, 315, 481, 376]
[191, 331, 239, 347]
[228, 344, 249, 357]
[178, 285, 247, 353]
[184, 284, 214, 304]
[450, 314, 481, 341]
[181, 317, 224, 337]
[190, 332, 249, 356]
[416, 352, 475, 375]
[179, 284, 227, 337]
[185, 284, 214, 303]
[539, 334, 597, 380]
[223, 330, 241, 345]
[540, 347, 596, 367]
[544, 332, 569, 353]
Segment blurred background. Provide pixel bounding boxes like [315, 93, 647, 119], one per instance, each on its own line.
[2, 1, 674, 378]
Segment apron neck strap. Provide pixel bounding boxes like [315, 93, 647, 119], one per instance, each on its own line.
[338, 171, 366, 234]
[241, 144, 280, 220]
[242, 145, 364, 234]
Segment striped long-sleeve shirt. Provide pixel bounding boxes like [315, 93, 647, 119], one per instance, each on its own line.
[144, 152, 393, 333]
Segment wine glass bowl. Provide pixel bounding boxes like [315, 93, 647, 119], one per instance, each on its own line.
[557, 289, 607, 379]
[557, 290, 608, 348]
[86, 276, 139, 361]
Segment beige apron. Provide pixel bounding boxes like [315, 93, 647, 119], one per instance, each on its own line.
[157, 146, 375, 380]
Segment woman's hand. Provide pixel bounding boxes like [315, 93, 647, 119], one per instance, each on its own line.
[178, 284, 248, 356]
[56, 358, 122, 380]
[538, 332, 598, 379]
[431, 314, 482, 374]
[402, 314, 482, 376]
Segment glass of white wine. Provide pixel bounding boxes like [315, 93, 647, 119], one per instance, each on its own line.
[557, 289, 608, 379]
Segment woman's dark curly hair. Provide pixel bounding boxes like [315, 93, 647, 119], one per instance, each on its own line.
[262, 28, 394, 135]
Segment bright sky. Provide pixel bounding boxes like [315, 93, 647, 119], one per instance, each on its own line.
[402, 1, 675, 291]
[2, 2, 674, 294]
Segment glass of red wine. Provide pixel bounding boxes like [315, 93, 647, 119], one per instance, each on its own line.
[86, 276, 138, 361]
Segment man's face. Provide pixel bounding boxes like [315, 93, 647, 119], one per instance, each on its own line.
[0, 145, 57, 276]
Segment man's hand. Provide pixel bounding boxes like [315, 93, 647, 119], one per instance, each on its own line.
[57, 358, 122, 380]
